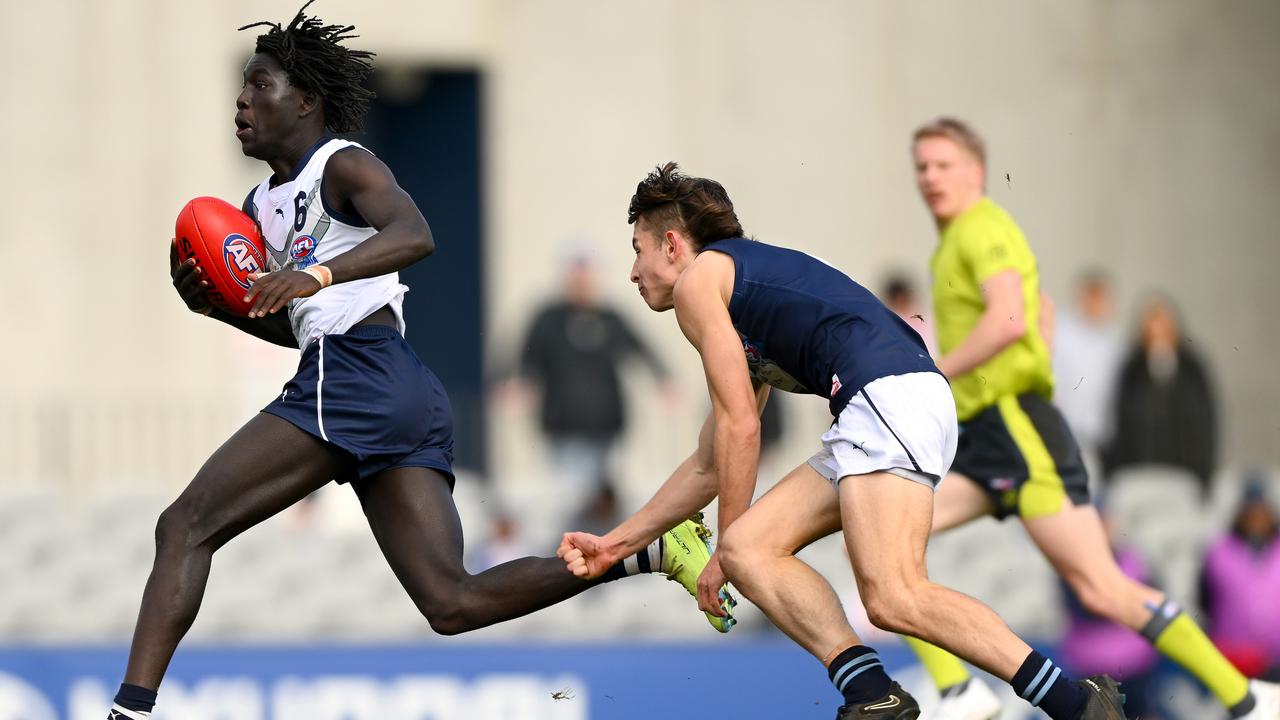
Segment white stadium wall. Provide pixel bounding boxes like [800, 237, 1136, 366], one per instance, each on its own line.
[0, 0, 1275, 497]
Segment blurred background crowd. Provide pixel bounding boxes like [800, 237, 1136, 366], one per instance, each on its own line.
[0, 1, 1277, 718]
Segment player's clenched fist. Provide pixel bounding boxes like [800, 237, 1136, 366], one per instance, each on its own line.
[557, 531, 618, 579]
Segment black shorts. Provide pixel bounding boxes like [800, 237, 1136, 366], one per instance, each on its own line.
[262, 325, 455, 487]
[950, 393, 1088, 520]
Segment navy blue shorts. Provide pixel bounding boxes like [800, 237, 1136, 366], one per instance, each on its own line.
[262, 325, 455, 487]
[951, 393, 1087, 520]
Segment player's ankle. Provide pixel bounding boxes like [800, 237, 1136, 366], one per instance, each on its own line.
[1011, 651, 1085, 719]
[601, 537, 663, 581]
[111, 682, 156, 718]
[939, 677, 972, 698]
[828, 645, 893, 704]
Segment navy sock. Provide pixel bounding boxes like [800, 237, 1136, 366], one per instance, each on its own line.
[601, 536, 663, 582]
[1011, 652, 1086, 720]
[828, 645, 893, 705]
[940, 677, 972, 698]
[113, 683, 157, 714]
[1230, 693, 1257, 719]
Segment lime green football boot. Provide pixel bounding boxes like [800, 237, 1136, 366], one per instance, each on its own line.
[661, 512, 737, 633]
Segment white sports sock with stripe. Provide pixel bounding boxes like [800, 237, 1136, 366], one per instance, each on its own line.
[621, 536, 664, 575]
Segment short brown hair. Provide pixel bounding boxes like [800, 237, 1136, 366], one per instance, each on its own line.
[628, 162, 745, 252]
[913, 117, 986, 166]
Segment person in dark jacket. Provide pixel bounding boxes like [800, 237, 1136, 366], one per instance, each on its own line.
[517, 254, 672, 519]
[1106, 293, 1218, 493]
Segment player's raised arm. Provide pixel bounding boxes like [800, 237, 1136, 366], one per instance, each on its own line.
[244, 149, 433, 318]
[673, 252, 760, 538]
[560, 411, 719, 577]
[566, 376, 770, 579]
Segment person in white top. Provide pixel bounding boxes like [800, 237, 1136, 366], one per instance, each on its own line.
[1052, 270, 1124, 457]
[109, 6, 727, 719]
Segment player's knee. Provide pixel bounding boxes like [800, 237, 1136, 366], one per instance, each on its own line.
[154, 493, 224, 555]
[1070, 578, 1120, 620]
[861, 586, 924, 635]
[154, 501, 198, 553]
[716, 524, 758, 583]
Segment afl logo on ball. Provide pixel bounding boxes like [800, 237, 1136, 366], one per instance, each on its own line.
[223, 234, 266, 290]
[290, 234, 317, 262]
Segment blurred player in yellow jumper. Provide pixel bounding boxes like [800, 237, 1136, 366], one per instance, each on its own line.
[907, 117, 1279, 720]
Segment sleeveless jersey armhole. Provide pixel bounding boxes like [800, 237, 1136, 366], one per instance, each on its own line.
[701, 245, 746, 314]
[320, 145, 374, 228]
[241, 185, 258, 216]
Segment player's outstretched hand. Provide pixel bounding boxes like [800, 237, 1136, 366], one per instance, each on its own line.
[557, 531, 617, 580]
[696, 552, 730, 618]
[170, 242, 214, 315]
[244, 270, 323, 319]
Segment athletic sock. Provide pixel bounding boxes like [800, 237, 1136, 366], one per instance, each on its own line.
[941, 677, 973, 698]
[109, 706, 151, 720]
[903, 636, 973, 694]
[1011, 651, 1085, 720]
[1229, 694, 1258, 719]
[111, 682, 156, 718]
[600, 536, 663, 581]
[1140, 598, 1253, 712]
[827, 645, 893, 705]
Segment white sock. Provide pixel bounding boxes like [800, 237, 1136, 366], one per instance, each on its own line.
[110, 704, 151, 719]
[621, 537, 664, 575]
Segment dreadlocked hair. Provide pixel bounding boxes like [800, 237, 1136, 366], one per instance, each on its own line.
[627, 162, 745, 252]
[239, 0, 376, 134]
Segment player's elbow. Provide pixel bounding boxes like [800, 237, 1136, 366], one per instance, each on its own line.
[417, 595, 474, 636]
[994, 310, 1027, 345]
[426, 612, 469, 636]
[1004, 316, 1027, 342]
[411, 221, 435, 260]
[722, 415, 760, 448]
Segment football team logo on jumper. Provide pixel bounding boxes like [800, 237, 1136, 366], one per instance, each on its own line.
[223, 234, 266, 290]
[290, 234, 318, 262]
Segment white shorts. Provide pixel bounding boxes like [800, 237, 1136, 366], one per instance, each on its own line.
[808, 372, 958, 490]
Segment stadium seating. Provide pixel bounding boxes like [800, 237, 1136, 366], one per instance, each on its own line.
[1105, 466, 1206, 608]
[0, 463, 1266, 645]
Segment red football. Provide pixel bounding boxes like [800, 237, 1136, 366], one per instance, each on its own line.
[173, 197, 267, 317]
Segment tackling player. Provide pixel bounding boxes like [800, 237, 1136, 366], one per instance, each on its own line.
[559, 162, 1126, 719]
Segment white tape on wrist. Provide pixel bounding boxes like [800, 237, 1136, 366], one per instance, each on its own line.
[302, 265, 333, 289]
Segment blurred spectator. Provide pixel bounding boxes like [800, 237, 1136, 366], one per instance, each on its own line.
[1052, 269, 1124, 455]
[881, 273, 936, 355]
[572, 483, 623, 539]
[473, 513, 532, 571]
[1105, 293, 1218, 494]
[1200, 476, 1280, 679]
[1058, 507, 1160, 716]
[514, 254, 673, 520]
